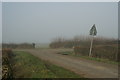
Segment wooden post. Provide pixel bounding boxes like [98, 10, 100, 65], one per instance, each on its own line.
[89, 36, 94, 57]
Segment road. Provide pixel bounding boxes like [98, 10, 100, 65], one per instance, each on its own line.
[15, 48, 118, 78]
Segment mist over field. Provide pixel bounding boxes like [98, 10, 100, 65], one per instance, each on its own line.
[1, 2, 119, 78]
[2, 2, 118, 44]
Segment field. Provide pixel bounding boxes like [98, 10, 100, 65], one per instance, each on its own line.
[12, 51, 82, 78]
[2, 37, 119, 78]
[2, 47, 118, 78]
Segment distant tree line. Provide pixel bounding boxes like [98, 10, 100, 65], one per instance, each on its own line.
[2, 43, 36, 49]
[49, 36, 118, 48]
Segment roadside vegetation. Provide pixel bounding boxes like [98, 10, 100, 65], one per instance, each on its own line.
[50, 36, 118, 62]
[12, 51, 82, 78]
[58, 51, 119, 65]
[2, 48, 14, 79]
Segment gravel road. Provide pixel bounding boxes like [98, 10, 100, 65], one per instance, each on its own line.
[15, 49, 118, 78]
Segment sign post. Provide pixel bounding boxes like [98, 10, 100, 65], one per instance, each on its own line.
[89, 24, 97, 57]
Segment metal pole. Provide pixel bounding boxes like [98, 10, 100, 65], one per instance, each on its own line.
[89, 36, 94, 57]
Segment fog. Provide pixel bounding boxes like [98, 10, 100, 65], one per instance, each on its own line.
[2, 2, 118, 43]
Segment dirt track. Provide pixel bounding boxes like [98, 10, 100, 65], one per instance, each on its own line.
[15, 49, 118, 78]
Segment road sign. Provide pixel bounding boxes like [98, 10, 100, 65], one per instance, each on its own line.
[90, 24, 97, 36]
[89, 24, 97, 57]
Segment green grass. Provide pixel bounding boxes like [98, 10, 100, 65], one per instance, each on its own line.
[12, 51, 82, 78]
[77, 55, 119, 65]
[59, 51, 119, 65]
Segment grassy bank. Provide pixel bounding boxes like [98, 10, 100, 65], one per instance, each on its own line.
[58, 51, 119, 65]
[2, 49, 14, 79]
[12, 51, 82, 78]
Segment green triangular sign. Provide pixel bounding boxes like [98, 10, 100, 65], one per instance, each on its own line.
[90, 24, 97, 36]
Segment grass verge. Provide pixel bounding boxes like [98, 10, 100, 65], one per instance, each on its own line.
[12, 51, 82, 78]
[59, 51, 119, 65]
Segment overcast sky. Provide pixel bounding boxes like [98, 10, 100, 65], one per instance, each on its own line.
[2, 2, 118, 43]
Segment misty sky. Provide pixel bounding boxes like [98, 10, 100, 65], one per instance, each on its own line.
[2, 2, 118, 43]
